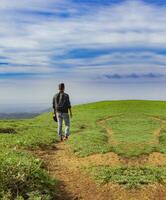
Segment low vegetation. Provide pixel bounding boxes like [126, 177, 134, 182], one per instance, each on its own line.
[68, 100, 166, 157]
[0, 100, 166, 198]
[88, 165, 166, 188]
[0, 114, 59, 199]
[0, 149, 58, 199]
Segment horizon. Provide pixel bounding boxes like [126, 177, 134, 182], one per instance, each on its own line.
[0, 0, 166, 111]
[1, 98, 166, 113]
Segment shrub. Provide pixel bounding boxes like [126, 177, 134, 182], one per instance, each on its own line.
[0, 149, 58, 200]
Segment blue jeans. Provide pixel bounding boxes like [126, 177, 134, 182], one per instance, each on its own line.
[56, 112, 70, 137]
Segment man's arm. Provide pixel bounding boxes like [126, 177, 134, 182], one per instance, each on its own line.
[67, 95, 72, 118]
[69, 108, 72, 118]
[52, 95, 56, 114]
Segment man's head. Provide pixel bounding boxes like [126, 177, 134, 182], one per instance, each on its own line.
[58, 83, 65, 92]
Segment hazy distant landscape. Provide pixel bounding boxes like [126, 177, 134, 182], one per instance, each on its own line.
[0, 103, 49, 113]
[0, 112, 40, 119]
[0, 103, 51, 119]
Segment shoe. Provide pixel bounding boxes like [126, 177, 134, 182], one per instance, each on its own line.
[59, 136, 63, 142]
[64, 135, 68, 140]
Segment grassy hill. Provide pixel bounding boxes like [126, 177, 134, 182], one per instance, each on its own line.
[0, 100, 166, 199]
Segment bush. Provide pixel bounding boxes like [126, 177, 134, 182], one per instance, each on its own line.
[0, 149, 58, 200]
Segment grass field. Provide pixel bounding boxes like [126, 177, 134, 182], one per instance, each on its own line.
[69, 100, 166, 157]
[0, 100, 166, 199]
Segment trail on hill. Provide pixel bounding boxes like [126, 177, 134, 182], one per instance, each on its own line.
[31, 116, 166, 200]
[97, 116, 117, 145]
[151, 116, 166, 145]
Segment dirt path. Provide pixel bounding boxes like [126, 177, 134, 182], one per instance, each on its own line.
[33, 142, 118, 200]
[32, 141, 166, 200]
[31, 115, 166, 200]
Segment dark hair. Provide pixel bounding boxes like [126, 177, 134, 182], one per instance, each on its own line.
[59, 83, 65, 90]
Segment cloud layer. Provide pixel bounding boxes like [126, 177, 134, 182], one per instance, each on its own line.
[0, 0, 166, 75]
[0, 0, 166, 109]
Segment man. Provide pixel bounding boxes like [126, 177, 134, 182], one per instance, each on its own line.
[53, 83, 72, 141]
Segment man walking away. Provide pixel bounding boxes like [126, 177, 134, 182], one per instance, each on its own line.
[53, 83, 72, 141]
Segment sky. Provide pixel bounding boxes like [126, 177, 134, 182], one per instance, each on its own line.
[0, 0, 166, 112]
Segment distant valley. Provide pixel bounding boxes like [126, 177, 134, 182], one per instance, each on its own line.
[0, 112, 40, 119]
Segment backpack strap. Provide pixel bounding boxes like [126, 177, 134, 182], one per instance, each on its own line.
[58, 92, 64, 105]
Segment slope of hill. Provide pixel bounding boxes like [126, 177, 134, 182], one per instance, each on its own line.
[0, 100, 166, 199]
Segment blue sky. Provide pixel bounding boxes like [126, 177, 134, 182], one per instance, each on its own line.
[0, 0, 166, 112]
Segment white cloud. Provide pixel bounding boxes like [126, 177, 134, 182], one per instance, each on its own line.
[0, 0, 166, 107]
[0, 0, 166, 73]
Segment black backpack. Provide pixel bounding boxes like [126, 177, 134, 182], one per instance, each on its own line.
[56, 92, 66, 112]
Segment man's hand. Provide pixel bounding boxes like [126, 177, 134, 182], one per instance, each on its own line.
[53, 108, 56, 114]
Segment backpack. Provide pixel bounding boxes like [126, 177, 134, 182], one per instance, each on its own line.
[56, 92, 66, 112]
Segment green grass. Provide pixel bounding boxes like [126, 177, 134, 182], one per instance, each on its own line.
[1, 100, 166, 197]
[68, 100, 166, 157]
[0, 113, 59, 199]
[0, 149, 58, 199]
[102, 114, 161, 157]
[0, 113, 58, 149]
[88, 165, 166, 188]
[105, 114, 160, 143]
